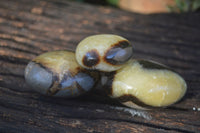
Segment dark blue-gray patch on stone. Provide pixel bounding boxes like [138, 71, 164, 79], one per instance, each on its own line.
[75, 73, 94, 91]
[60, 75, 75, 89]
[58, 74, 82, 97]
[105, 46, 133, 65]
[24, 62, 53, 94]
[113, 47, 133, 62]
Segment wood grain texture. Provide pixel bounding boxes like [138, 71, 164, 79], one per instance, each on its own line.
[0, 0, 200, 132]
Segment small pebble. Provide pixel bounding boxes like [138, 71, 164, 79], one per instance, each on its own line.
[24, 50, 99, 97]
[76, 34, 133, 72]
[105, 59, 187, 109]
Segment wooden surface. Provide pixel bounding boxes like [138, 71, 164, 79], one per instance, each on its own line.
[0, 0, 200, 132]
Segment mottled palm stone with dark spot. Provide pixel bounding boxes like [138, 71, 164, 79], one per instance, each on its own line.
[76, 34, 133, 72]
[24, 50, 99, 97]
[104, 59, 187, 110]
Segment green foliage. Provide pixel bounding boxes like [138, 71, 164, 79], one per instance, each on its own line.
[106, 0, 119, 6]
[193, 0, 200, 10]
[168, 0, 200, 12]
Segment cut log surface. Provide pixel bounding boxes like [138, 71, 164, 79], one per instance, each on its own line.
[0, 0, 200, 132]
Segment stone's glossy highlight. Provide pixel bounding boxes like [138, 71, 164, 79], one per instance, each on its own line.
[24, 51, 99, 97]
[75, 34, 133, 72]
[107, 59, 187, 109]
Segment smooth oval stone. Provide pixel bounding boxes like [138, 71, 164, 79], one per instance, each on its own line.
[76, 34, 133, 72]
[108, 59, 187, 109]
[24, 50, 99, 97]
